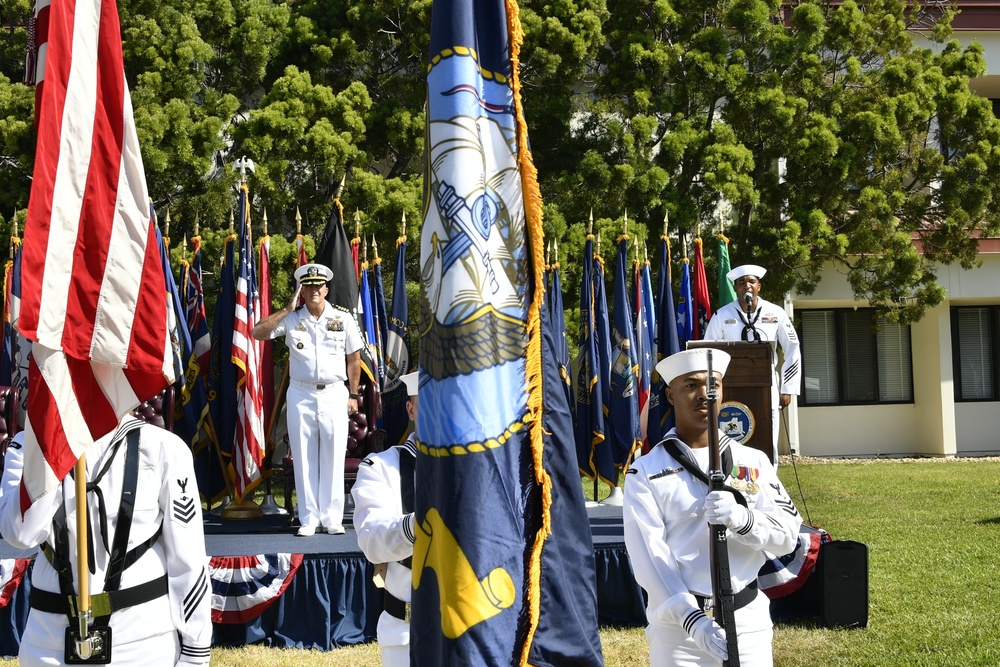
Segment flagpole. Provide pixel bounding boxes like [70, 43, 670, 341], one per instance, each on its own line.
[73, 454, 96, 656]
[588, 210, 598, 504]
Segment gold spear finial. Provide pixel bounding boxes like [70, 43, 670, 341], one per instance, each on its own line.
[354, 209, 361, 237]
[182, 234, 187, 261]
[623, 209, 628, 236]
[229, 208, 234, 233]
[194, 212, 200, 237]
[372, 235, 379, 260]
[588, 208, 594, 235]
[164, 208, 170, 239]
[401, 210, 407, 236]
[335, 173, 346, 199]
[262, 208, 268, 236]
[295, 206, 302, 235]
[663, 209, 669, 237]
[363, 235, 368, 263]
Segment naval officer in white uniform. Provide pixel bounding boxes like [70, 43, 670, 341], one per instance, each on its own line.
[253, 262, 364, 536]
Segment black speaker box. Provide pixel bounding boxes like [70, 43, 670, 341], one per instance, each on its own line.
[818, 540, 869, 629]
[767, 539, 869, 628]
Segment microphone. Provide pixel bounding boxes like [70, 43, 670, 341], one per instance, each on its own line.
[743, 292, 758, 342]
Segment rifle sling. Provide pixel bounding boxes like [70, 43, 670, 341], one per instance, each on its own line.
[660, 438, 748, 508]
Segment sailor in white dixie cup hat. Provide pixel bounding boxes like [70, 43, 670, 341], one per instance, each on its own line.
[703, 264, 801, 466]
[253, 262, 365, 536]
[351, 371, 420, 667]
[623, 349, 801, 667]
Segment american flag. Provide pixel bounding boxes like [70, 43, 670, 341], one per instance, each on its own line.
[18, 0, 174, 509]
[185, 236, 212, 378]
[231, 183, 263, 500]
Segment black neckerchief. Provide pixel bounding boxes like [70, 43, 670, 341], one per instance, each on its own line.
[659, 436, 748, 508]
[398, 448, 415, 569]
[738, 301, 762, 342]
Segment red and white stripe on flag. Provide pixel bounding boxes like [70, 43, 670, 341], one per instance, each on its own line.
[18, 0, 173, 509]
[231, 186, 264, 499]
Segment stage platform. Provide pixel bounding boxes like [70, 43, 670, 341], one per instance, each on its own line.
[0, 503, 646, 655]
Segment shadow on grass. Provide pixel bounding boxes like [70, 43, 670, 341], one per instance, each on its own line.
[975, 516, 1000, 525]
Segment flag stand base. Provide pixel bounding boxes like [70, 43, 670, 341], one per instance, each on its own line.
[601, 485, 624, 507]
[258, 494, 287, 515]
[221, 498, 264, 519]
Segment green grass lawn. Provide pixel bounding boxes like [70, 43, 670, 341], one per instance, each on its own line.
[3, 459, 998, 666]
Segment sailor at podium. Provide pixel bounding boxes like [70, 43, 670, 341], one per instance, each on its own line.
[703, 265, 801, 465]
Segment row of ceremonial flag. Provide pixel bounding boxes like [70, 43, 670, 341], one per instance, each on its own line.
[564, 227, 740, 483]
[3, 0, 740, 662]
[0, 192, 738, 505]
[0, 183, 416, 508]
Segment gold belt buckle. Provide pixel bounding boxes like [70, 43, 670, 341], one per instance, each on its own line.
[404, 602, 411, 624]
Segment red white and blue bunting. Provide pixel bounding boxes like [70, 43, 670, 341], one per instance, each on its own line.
[759, 525, 830, 598]
[209, 553, 304, 624]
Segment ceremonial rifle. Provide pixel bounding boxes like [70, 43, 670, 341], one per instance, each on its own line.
[706, 350, 740, 667]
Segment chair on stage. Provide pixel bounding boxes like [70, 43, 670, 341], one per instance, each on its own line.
[131, 387, 175, 431]
[282, 376, 387, 519]
[0, 386, 20, 474]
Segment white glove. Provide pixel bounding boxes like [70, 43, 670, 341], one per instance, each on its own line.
[687, 609, 729, 662]
[703, 490, 752, 533]
[656, 593, 728, 662]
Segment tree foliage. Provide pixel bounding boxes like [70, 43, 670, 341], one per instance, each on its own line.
[0, 0, 995, 325]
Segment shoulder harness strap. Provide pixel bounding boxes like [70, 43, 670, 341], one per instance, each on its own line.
[661, 438, 748, 508]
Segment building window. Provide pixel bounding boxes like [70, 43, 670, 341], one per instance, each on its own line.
[951, 307, 997, 401]
[798, 309, 913, 406]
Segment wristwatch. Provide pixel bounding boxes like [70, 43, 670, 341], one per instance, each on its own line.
[349, 392, 362, 400]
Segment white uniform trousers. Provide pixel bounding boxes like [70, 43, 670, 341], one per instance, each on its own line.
[647, 593, 774, 667]
[287, 382, 348, 530]
[19, 628, 178, 666]
[381, 644, 409, 667]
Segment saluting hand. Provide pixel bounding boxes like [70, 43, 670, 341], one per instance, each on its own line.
[287, 285, 302, 312]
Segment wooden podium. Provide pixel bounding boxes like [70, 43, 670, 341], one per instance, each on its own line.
[687, 340, 775, 463]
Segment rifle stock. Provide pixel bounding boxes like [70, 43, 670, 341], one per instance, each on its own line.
[706, 350, 740, 667]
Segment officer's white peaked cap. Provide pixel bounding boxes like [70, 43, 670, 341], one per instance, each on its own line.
[656, 348, 731, 385]
[726, 264, 767, 282]
[400, 371, 419, 397]
[294, 263, 333, 285]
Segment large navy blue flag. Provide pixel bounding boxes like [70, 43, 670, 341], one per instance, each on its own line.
[358, 261, 382, 411]
[633, 256, 654, 439]
[373, 251, 389, 386]
[207, 233, 238, 499]
[531, 293, 604, 666]
[414, 0, 602, 662]
[575, 236, 613, 485]
[593, 251, 613, 457]
[677, 256, 693, 347]
[176, 254, 222, 503]
[153, 225, 184, 395]
[382, 237, 412, 446]
[609, 237, 641, 466]
[547, 259, 573, 417]
[648, 235, 682, 447]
